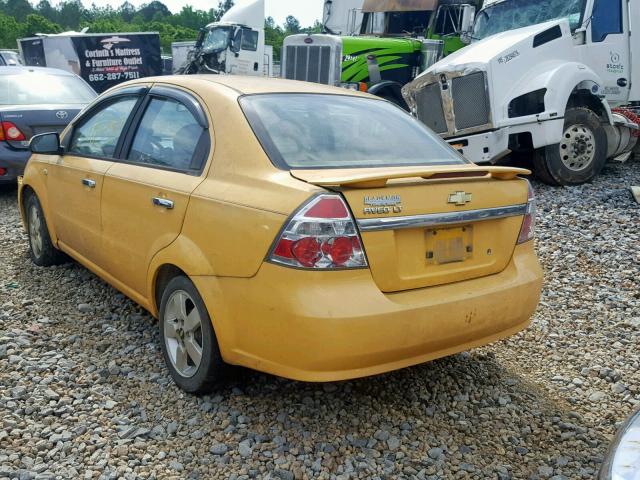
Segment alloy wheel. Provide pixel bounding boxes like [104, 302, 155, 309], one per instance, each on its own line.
[29, 204, 44, 258]
[163, 290, 204, 378]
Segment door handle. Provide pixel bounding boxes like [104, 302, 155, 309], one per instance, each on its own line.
[82, 178, 96, 188]
[152, 197, 174, 209]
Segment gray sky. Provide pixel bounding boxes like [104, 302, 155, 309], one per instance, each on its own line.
[94, 0, 324, 27]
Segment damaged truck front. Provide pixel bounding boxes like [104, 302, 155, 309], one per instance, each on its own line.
[404, 0, 640, 186]
[176, 0, 273, 77]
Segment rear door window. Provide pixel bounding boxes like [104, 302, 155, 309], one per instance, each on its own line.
[68, 96, 138, 158]
[127, 97, 206, 173]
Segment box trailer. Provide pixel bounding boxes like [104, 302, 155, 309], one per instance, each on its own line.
[18, 32, 162, 93]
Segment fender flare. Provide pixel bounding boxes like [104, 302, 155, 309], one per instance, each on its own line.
[506, 61, 613, 124]
[146, 235, 215, 316]
[368, 81, 409, 110]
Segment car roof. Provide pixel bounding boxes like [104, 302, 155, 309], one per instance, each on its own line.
[139, 75, 373, 98]
[0, 66, 77, 76]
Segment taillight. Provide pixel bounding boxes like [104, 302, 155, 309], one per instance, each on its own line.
[269, 194, 368, 269]
[1, 122, 26, 141]
[517, 181, 536, 244]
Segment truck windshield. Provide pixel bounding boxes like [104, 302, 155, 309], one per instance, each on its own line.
[473, 0, 585, 40]
[202, 26, 232, 52]
[240, 94, 467, 169]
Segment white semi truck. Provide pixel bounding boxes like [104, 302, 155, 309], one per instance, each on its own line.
[404, 0, 640, 185]
[176, 0, 273, 77]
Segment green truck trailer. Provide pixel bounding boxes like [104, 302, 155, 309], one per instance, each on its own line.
[283, 0, 480, 107]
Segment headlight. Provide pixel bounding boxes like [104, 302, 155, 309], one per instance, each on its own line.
[600, 408, 640, 479]
[340, 82, 360, 91]
[339, 82, 367, 92]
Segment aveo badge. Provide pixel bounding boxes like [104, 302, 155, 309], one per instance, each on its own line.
[363, 195, 402, 214]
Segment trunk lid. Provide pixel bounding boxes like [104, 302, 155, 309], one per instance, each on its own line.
[0, 104, 82, 149]
[291, 165, 531, 293]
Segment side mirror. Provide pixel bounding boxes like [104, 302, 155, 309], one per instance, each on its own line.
[460, 5, 476, 36]
[30, 132, 61, 155]
[195, 28, 206, 49]
[231, 27, 242, 54]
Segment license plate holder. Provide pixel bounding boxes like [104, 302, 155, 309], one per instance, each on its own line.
[425, 226, 473, 264]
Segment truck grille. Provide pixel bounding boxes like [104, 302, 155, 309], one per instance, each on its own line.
[414, 71, 491, 137]
[416, 83, 447, 134]
[451, 72, 490, 130]
[284, 45, 332, 84]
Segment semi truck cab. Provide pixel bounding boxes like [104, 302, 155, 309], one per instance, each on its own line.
[176, 0, 273, 77]
[404, 0, 640, 186]
[284, 0, 478, 107]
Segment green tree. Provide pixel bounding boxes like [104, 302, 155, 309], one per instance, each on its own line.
[212, 0, 234, 22]
[118, 1, 136, 23]
[3, 0, 35, 22]
[139, 1, 171, 22]
[35, 0, 57, 23]
[57, 0, 85, 29]
[0, 12, 25, 48]
[284, 15, 301, 34]
[265, 16, 285, 61]
[24, 14, 62, 36]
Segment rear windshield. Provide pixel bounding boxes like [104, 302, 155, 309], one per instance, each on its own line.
[240, 94, 467, 169]
[0, 72, 96, 105]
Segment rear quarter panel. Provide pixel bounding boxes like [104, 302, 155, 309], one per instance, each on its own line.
[146, 80, 320, 303]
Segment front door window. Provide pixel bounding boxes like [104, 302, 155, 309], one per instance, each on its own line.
[68, 97, 138, 158]
[591, 0, 623, 43]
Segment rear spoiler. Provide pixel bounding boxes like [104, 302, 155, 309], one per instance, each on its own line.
[291, 165, 531, 189]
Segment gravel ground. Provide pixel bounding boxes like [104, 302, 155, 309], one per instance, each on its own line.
[1, 159, 639, 480]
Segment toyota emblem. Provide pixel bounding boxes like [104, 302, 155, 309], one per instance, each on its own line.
[56, 111, 68, 120]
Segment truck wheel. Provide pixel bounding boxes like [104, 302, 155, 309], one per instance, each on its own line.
[533, 107, 607, 186]
[378, 92, 409, 111]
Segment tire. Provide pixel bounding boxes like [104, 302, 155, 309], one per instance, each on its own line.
[378, 91, 409, 111]
[533, 107, 607, 186]
[159, 276, 226, 393]
[25, 193, 65, 267]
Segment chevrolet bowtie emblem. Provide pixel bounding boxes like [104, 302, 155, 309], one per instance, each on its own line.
[448, 191, 472, 206]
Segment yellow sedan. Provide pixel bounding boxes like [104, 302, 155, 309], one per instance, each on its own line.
[18, 76, 542, 393]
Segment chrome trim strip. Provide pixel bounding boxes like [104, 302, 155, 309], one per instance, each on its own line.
[357, 204, 527, 232]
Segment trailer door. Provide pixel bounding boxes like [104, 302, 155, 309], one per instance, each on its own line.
[20, 39, 46, 67]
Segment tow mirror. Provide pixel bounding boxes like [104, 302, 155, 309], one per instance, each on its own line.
[195, 28, 206, 49]
[231, 27, 242, 54]
[460, 5, 476, 38]
[30, 132, 61, 155]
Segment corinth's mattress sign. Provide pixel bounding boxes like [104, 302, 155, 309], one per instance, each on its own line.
[70, 34, 162, 93]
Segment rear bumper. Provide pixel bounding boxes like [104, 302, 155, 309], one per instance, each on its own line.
[193, 242, 543, 382]
[0, 144, 30, 184]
